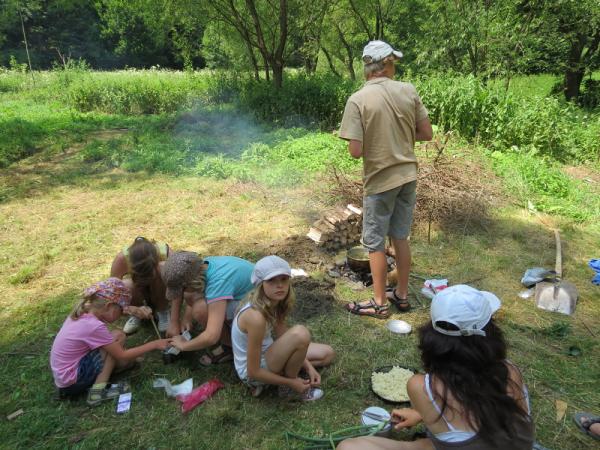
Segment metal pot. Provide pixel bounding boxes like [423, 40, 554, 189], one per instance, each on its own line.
[347, 246, 371, 272]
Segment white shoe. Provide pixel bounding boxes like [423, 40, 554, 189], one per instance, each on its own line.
[156, 310, 171, 333]
[278, 385, 324, 401]
[123, 316, 142, 335]
[302, 387, 324, 401]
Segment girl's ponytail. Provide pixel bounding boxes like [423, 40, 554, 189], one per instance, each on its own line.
[70, 295, 105, 319]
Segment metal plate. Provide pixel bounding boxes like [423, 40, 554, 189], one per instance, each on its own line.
[371, 365, 415, 404]
[386, 319, 412, 334]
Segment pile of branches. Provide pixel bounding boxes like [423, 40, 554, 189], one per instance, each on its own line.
[326, 136, 499, 240]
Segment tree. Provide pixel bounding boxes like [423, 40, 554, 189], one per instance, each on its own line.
[207, 0, 289, 87]
[523, 0, 600, 100]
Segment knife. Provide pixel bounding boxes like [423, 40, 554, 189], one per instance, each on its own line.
[362, 411, 398, 424]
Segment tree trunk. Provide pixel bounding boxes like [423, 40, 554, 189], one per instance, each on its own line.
[272, 62, 284, 88]
[321, 46, 341, 77]
[564, 35, 586, 101]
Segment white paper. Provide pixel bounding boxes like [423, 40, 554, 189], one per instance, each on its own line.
[291, 268, 308, 278]
[153, 378, 193, 397]
[116, 393, 132, 414]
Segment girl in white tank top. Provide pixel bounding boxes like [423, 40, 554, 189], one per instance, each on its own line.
[231, 256, 335, 400]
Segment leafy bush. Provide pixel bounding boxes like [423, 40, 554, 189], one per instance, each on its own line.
[416, 75, 600, 162]
[237, 73, 357, 129]
[579, 79, 600, 109]
[66, 70, 206, 114]
[489, 150, 599, 221]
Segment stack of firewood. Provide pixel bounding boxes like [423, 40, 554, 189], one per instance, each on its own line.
[306, 204, 362, 251]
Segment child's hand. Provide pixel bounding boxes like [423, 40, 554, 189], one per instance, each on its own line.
[391, 408, 422, 430]
[136, 306, 153, 320]
[288, 377, 311, 394]
[170, 335, 187, 351]
[307, 366, 321, 386]
[166, 322, 180, 338]
[154, 339, 171, 351]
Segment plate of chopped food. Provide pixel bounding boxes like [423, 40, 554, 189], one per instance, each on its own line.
[371, 365, 416, 404]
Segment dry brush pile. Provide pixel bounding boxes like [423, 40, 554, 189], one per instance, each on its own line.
[311, 136, 501, 248]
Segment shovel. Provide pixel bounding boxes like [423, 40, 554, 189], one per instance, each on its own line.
[535, 229, 578, 315]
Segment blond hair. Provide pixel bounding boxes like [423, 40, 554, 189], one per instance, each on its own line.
[70, 293, 108, 320]
[241, 281, 295, 328]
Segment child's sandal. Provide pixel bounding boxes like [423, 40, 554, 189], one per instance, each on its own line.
[199, 345, 233, 366]
[87, 381, 130, 406]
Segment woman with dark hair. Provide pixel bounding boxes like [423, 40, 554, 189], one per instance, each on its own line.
[338, 285, 534, 450]
[110, 237, 171, 334]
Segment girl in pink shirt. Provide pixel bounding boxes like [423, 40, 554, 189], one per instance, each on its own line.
[50, 278, 170, 406]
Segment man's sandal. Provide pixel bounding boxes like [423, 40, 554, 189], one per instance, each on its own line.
[199, 345, 233, 366]
[573, 412, 600, 441]
[345, 298, 391, 319]
[386, 288, 411, 312]
[87, 381, 130, 406]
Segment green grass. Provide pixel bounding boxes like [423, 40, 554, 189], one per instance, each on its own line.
[1, 69, 599, 450]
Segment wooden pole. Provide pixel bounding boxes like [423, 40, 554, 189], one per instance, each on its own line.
[18, 4, 34, 84]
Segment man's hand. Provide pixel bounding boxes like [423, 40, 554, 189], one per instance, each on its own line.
[391, 408, 422, 430]
[288, 377, 311, 394]
[348, 139, 363, 158]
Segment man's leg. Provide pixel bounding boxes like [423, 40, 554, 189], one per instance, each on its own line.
[391, 238, 410, 300]
[387, 181, 416, 308]
[369, 250, 389, 306]
[345, 188, 398, 317]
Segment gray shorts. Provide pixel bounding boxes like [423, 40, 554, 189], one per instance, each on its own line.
[361, 181, 417, 252]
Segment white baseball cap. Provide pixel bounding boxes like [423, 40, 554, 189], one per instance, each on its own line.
[362, 40, 403, 64]
[430, 285, 501, 337]
[251, 255, 291, 286]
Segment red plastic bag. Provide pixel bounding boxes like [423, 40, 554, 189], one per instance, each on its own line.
[176, 378, 224, 414]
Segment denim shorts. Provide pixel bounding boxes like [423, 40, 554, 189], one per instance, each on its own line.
[59, 349, 104, 397]
[361, 181, 417, 252]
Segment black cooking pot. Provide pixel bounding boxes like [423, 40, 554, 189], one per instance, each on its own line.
[347, 246, 371, 272]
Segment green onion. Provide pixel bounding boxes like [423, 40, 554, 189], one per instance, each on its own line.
[285, 421, 387, 449]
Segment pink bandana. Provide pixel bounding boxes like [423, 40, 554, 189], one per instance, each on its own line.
[83, 277, 131, 308]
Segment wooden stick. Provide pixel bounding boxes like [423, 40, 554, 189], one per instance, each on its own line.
[149, 315, 162, 340]
[143, 300, 162, 339]
[580, 319, 596, 337]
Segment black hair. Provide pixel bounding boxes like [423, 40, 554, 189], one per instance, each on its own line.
[418, 320, 528, 443]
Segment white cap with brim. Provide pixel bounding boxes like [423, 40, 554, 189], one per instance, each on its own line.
[362, 40, 403, 64]
[430, 284, 501, 337]
[251, 255, 292, 287]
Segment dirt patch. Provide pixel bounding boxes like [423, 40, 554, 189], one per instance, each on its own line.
[562, 166, 600, 189]
[290, 277, 336, 322]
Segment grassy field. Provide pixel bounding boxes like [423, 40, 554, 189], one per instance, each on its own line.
[1, 71, 599, 449]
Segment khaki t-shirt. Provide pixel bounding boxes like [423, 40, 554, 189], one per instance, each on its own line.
[339, 77, 429, 196]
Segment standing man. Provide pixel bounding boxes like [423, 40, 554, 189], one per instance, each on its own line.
[339, 40, 432, 318]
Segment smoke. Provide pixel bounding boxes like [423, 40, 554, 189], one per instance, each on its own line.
[173, 102, 271, 159]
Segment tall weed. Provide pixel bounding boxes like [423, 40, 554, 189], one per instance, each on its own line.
[490, 150, 599, 221]
[416, 75, 599, 162]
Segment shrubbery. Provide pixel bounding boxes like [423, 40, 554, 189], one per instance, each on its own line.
[416, 75, 599, 162]
[236, 73, 356, 129]
[66, 70, 207, 114]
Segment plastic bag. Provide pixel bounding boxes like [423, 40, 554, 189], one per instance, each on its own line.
[176, 378, 224, 414]
[421, 279, 448, 299]
[153, 378, 193, 397]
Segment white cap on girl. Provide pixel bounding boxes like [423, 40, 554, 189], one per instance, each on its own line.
[251, 255, 291, 286]
[430, 284, 501, 337]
